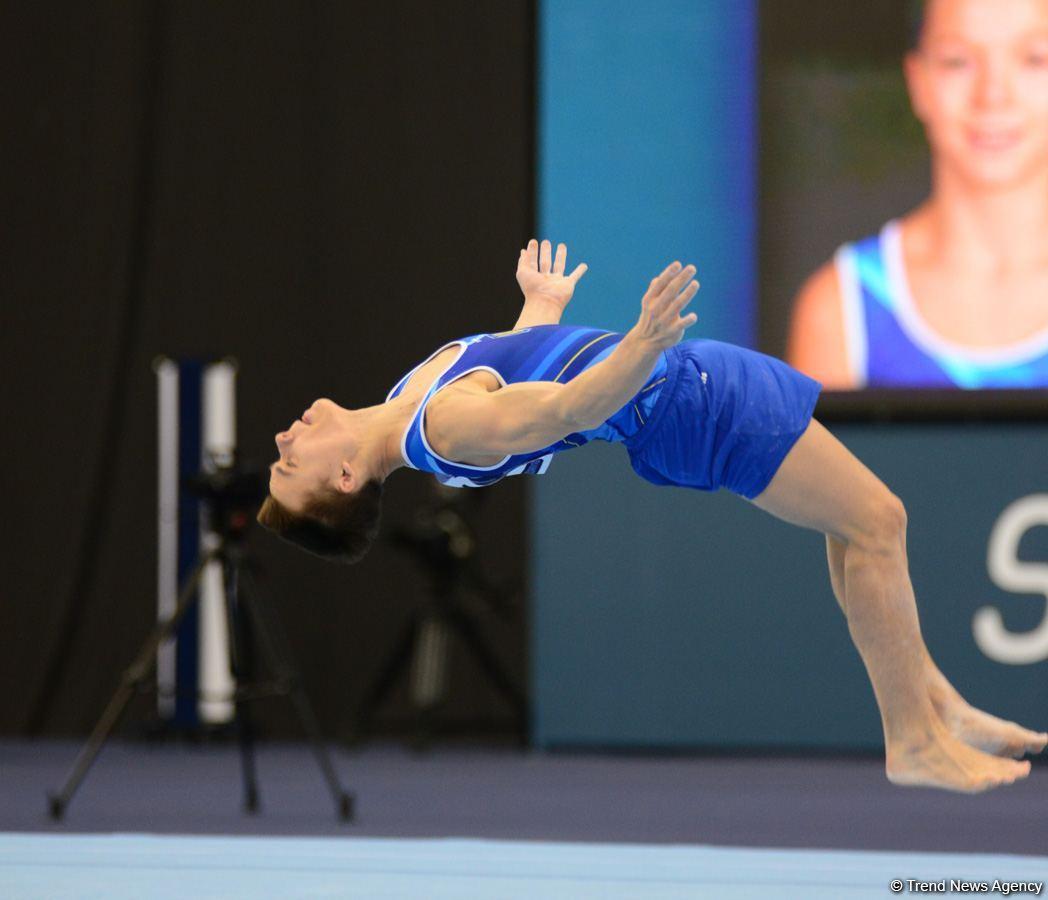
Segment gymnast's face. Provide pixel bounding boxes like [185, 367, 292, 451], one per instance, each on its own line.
[269, 398, 358, 513]
[906, 0, 1048, 188]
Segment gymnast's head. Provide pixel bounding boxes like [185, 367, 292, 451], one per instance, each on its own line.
[256, 398, 384, 564]
[906, 0, 1048, 188]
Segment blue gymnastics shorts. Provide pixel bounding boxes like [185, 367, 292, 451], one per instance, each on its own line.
[623, 340, 822, 500]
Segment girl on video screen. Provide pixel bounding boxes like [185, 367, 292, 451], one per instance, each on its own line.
[787, 0, 1048, 389]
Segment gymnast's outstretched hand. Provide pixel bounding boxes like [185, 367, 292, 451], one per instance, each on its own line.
[632, 261, 700, 350]
[515, 238, 588, 313]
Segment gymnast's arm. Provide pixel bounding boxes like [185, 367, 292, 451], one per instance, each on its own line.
[512, 238, 588, 330]
[434, 261, 699, 458]
[431, 340, 658, 458]
[430, 381, 580, 458]
[513, 297, 564, 331]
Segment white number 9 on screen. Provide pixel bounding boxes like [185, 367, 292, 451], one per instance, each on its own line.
[974, 495, 1048, 665]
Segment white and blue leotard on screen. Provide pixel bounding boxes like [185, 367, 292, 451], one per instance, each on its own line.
[834, 220, 1048, 388]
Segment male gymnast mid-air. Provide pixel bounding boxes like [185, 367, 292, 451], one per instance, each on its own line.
[259, 239, 1047, 793]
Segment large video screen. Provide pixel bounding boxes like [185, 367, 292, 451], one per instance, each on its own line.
[759, 0, 1048, 392]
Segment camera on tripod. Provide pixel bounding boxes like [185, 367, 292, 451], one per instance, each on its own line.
[47, 362, 354, 822]
[185, 456, 267, 541]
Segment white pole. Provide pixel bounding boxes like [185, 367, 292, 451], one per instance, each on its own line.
[198, 360, 237, 724]
[154, 357, 179, 719]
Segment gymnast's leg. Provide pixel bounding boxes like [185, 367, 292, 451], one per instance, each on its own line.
[825, 535, 1047, 759]
[752, 419, 1040, 792]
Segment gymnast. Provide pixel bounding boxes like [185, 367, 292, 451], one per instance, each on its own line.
[258, 238, 1046, 792]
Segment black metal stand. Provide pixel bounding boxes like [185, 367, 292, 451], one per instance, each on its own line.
[349, 490, 529, 749]
[47, 538, 354, 822]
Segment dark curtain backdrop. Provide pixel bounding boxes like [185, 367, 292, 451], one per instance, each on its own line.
[1, 1, 534, 737]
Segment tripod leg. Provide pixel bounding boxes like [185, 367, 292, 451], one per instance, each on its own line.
[224, 563, 260, 814]
[235, 708, 261, 814]
[47, 550, 218, 819]
[446, 608, 530, 743]
[47, 672, 138, 821]
[237, 565, 354, 822]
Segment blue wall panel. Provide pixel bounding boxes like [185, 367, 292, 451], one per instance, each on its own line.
[538, 0, 757, 343]
[533, 1, 761, 746]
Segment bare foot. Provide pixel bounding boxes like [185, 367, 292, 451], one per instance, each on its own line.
[938, 702, 1048, 759]
[925, 670, 1048, 758]
[886, 720, 1032, 793]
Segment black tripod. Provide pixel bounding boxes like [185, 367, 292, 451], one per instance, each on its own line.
[348, 485, 529, 748]
[48, 498, 354, 822]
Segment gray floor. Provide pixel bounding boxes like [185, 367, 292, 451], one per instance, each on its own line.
[2, 741, 1046, 855]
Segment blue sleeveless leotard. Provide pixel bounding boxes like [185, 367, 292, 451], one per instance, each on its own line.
[386, 323, 821, 500]
[385, 324, 669, 487]
[835, 220, 1048, 388]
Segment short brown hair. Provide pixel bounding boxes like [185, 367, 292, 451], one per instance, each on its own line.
[256, 480, 383, 564]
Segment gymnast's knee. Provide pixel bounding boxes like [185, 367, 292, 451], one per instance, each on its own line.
[847, 488, 907, 557]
